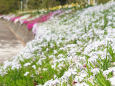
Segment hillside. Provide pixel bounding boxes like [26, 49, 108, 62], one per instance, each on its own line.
[0, 1, 115, 86]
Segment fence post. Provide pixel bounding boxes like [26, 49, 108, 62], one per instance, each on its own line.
[20, 0, 23, 11]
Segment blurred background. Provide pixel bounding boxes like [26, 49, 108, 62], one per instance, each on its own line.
[0, 0, 112, 14]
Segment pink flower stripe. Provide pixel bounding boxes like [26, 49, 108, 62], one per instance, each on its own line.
[27, 10, 62, 30]
[23, 20, 29, 24]
[27, 12, 53, 30]
[23, 16, 33, 24]
[10, 16, 21, 22]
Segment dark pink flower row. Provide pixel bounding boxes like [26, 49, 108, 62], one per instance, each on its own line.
[5, 10, 62, 30]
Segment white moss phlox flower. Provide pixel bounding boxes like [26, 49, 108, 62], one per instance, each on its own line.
[24, 72, 29, 76]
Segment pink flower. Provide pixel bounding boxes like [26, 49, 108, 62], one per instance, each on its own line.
[83, 64, 87, 68]
[27, 22, 37, 30]
[27, 12, 53, 30]
[72, 81, 77, 85]
[26, 10, 62, 30]
[23, 20, 29, 24]
[10, 16, 21, 22]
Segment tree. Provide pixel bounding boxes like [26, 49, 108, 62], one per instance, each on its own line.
[97, 0, 111, 4]
[28, 0, 60, 9]
[0, 0, 20, 14]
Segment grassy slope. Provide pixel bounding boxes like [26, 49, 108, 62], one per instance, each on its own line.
[0, 1, 115, 86]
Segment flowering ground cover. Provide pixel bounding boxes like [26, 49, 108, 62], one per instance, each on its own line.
[0, 1, 115, 86]
[0, 2, 84, 32]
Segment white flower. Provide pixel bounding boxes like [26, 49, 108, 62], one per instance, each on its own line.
[109, 76, 115, 86]
[37, 59, 42, 65]
[75, 82, 88, 86]
[24, 63, 31, 67]
[43, 68, 47, 71]
[54, 50, 57, 54]
[58, 54, 64, 58]
[24, 72, 29, 76]
[32, 65, 36, 69]
[91, 68, 100, 75]
[54, 75, 57, 79]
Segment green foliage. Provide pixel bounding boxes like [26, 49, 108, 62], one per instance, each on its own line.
[96, 54, 111, 71]
[87, 71, 112, 86]
[86, 80, 94, 86]
[22, 0, 89, 10]
[0, 0, 20, 14]
[95, 43, 115, 71]
[107, 71, 113, 79]
[0, 55, 69, 85]
[0, 0, 112, 14]
[95, 71, 111, 86]
[107, 43, 115, 62]
[100, 56, 111, 71]
[97, 0, 111, 4]
[28, 0, 60, 9]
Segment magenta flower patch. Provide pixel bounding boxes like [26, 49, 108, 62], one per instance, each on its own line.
[23, 20, 30, 24]
[26, 12, 53, 30]
[26, 10, 63, 31]
[27, 22, 37, 30]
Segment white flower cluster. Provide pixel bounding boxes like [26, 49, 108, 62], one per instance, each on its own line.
[0, 1, 115, 86]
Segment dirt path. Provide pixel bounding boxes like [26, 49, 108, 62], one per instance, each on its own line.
[0, 21, 23, 63]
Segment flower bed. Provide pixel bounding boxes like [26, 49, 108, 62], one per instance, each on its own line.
[0, 1, 115, 86]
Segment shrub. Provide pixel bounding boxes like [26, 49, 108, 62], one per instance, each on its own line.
[0, 0, 20, 14]
[97, 0, 111, 4]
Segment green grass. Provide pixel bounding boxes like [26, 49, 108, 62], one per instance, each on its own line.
[0, 55, 69, 85]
